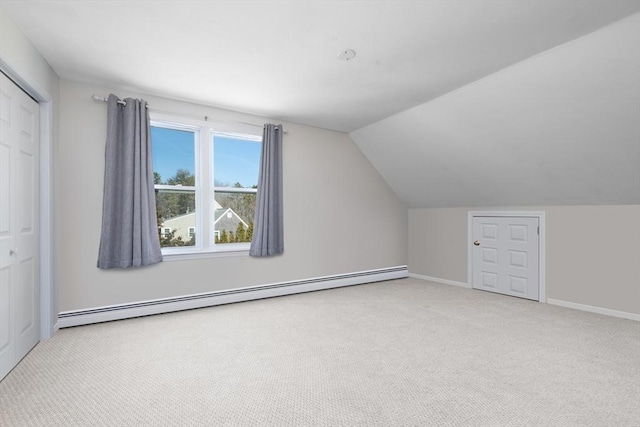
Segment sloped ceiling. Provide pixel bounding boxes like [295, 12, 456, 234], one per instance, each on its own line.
[2, 0, 639, 132]
[350, 13, 640, 208]
[2, 2, 639, 209]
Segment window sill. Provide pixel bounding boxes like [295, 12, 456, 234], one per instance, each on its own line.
[161, 244, 251, 262]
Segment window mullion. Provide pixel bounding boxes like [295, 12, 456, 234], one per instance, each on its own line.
[199, 127, 213, 249]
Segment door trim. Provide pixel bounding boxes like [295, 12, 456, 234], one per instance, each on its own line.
[467, 211, 546, 303]
[0, 54, 55, 339]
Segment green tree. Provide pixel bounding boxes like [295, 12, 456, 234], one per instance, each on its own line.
[236, 223, 246, 242]
[246, 222, 254, 242]
[159, 228, 193, 247]
[167, 169, 195, 186]
[156, 169, 196, 222]
[220, 229, 228, 244]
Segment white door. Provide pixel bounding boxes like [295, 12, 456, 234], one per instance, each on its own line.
[472, 216, 539, 300]
[0, 72, 40, 380]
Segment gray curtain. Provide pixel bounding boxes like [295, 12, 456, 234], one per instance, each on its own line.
[250, 124, 284, 257]
[97, 94, 163, 269]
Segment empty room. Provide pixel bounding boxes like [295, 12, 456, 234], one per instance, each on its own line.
[1, 1, 639, 426]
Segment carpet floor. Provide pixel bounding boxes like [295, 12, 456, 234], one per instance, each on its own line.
[1, 278, 639, 426]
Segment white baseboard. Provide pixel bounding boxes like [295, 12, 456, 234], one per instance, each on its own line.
[408, 273, 471, 288]
[547, 298, 640, 321]
[409, 274, 638, 321]
[58, 266, 409, 328]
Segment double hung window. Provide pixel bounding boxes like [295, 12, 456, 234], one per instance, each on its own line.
[151, 114, 261, 257]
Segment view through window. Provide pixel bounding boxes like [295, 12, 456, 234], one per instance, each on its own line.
[151, 119, 261, 252]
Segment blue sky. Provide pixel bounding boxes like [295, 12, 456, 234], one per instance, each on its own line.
[214, 136, 261, 187]
[151, 127, 261, 188]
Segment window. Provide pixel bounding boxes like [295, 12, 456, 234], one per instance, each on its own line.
[151, 114, 261, 256]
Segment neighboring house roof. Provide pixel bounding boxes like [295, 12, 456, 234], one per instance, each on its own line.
[161, 211, 194, 223]
[162, 207, 248, 230]
[214, 208, 248, 229]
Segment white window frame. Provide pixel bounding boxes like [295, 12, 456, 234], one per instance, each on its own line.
[151, 113, 261, 260]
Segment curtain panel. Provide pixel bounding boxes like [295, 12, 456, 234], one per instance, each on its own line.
[97, 94, 163, 269]
[250, 124, 284, 257]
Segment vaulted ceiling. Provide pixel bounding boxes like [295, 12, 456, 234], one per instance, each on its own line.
[2, 1, 638, 132]
[2, 1, 639, 208]
[351, 12, 640, 207]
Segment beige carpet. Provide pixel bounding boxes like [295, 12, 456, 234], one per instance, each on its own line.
[1, 278, 639, 426]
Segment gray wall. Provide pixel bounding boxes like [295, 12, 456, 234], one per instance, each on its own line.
[57, 79, 408, 311]
[0, 9, 58, 95]
[409, 205, 640, 315]
[1, 7, 60, 332]
[3, 4, 637, 320]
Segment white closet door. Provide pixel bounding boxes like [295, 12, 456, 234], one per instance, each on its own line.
[0, 72, 40, 380]
[472, 216, 539, 301]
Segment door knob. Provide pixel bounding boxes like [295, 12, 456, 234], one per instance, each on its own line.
[473, 241, 480, 246]
[9, 248, 17, 255]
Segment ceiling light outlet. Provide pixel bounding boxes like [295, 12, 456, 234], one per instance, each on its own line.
[337, 49, 356, 61]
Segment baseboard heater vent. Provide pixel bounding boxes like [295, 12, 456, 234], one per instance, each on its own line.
[58, 265, 408, 328]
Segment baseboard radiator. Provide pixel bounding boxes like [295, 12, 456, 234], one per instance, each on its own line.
[58, 266, 408, 328]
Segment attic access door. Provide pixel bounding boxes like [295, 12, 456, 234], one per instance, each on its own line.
[469, 213, 545, 302]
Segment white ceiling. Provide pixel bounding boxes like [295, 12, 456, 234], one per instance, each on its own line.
[351, 12, 640, 208]
[3, 0, 639, 132]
